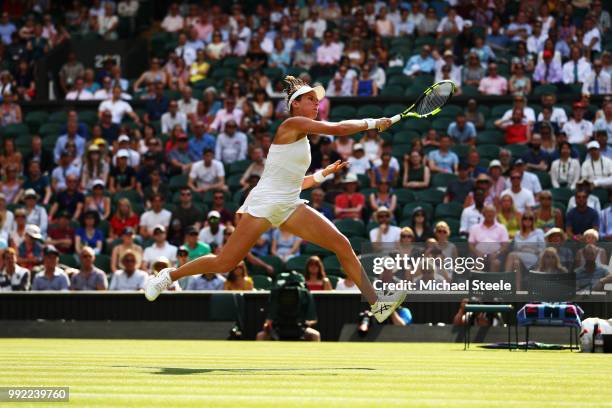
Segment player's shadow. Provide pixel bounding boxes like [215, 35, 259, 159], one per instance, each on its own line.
[113, 366, 374, 376]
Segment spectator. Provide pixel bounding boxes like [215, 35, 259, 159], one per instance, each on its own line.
[446, 162, 473, 204]
[478, 63, 508, 95]
[314, 30, 341, 71]
[182, 225, 211, 261]
[161, 3, 184, 33]
[240, 148, 266, 189]
[188, 148, 227, 193]
[417, 8, 439, 36]
[73, 210, 103, 255]
[0, 163, 21, 205]
[143, 81, 169, 123]
[198, 210, 226, 248]
[31, 245, 69, 291]
[500, 108, 531, 145]
[109, 198, 139, 241]
[437, 7, 463, 37]
[497, 194, 522, 239]
[503, 210, 545, 280]
[59, 52, 84, 94]
[23, 135, 53, 175]
[434, 51, 462, 85]
[46, 211, 74, 254]
[108, 150, 136, 193]
[293, 39, 316, 71]
[501, 169, 536, 213]
[71, 246, 107, 290]
[188, 120, 216, 159]
[582, 58, 612, 96]
[186, 270, 225, 290]
[402, 150, 430, 190]
[142, 225, 177, 271]
[470, 36, 495, 66]
[206, 31, 227, 61]
[168, 133, 196, 175]
[49, 174, 84, 222]
[533, 50, 563, 85]
[301, 256, 332, 291]
[215, 120, 248, 164]
[594, 101, 612, 141]
[464, 98, 485, 130]
[109, 250, 148, 291]
[98, 86, 141, 125]
[550, 142, 581, 189]
[575, 229, 608, 268]
[582, 140, 612, 188]
[566, 190, 600, 240]
[161, 100, 188, 134]
[54, 120, 85, 163]
[575, 244, 609, 291]
[352, 64, 378, 96]
[428, 134, 459, 174]
[271, 228, 301, 262]
[535, 246, 568, 274]
[583, 15, 602, 54]
[359, 129, 383, 162]
[110, 227, 142, 273]
[563, 46, 592, 86]
[537, 94, 568, 129]
[0, 12, 16, 45]
[0, 91, 21, 126]
[597, 129, 612, 159]
[562, 102, 593, 144]
[447, 113, 476, 144]
[169, 185, 203, 234]
[370, 152, 397, 188]
[468, 205, 509, 271]
[369, 206, 401, 243]
[308, 188, 333, 221]
[509, 61, 531, 96]
[460, 188, 486, 235]
[522, 134, 550, 172]
[223, 261, 254, 290]
[334, 173, 364, 220]
[139, 193, 172, 239]
[81, 180, 110, 222]
[534, 190, 564, 233]
[410, 206, 432, 242]
[208, 98, 243, 134]
[403, 44, 434, 76]
[600, 190, 612, 240]
[567, 179, 602, 213]
[0, 247, 29, 291]
[462, 52, 485, 88]
[65, 77, 94, 100]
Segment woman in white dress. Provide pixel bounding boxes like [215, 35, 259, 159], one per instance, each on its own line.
[146, 76, 403, 322]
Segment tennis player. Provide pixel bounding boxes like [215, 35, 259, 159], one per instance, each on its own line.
[145, 76, 406, 322]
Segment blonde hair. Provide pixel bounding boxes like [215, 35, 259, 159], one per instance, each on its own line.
[536, 247, 567, 273]
[283, 75, 306, 111]
[583, 228, 599, 241]
[434, 221, 450, 234]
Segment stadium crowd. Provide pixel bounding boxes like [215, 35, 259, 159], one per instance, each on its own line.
[0, 0, 611, 294]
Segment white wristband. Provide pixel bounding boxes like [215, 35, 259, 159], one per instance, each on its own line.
[364, 118, 377, 130]
[313, 170, 326, 183]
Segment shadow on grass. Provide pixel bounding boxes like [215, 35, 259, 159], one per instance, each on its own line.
[113, 366, 375, 376]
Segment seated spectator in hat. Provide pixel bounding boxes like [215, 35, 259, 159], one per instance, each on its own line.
[83, 180, 111, 221]
[468, 205, 509, 271]
[567, 179, 602, 213]
[224, 260, 254, 291]
[188, 148, 227, 193]
[49, 174, 84, 223]
[112, 135, 140, 168]
[522, 134, 550, 172]
[109, 250, 148, 291]
[582, 59, 611, 97]
[182, 225, 211, 261]
[18, 225, 44, 271]
[445, 162, 473, 204]
[428, 134, 459, 174]
[369, 207, 401, 243]
[581, 141, 612, 188]
[566, 190, 600, 241]
[108, 149, 136, 193]
[70, 246, 107, 290]
[334, 173, 365, 220]
[478, 63, 508, 95]
[575, 244, 609, 291]
[533, 50, 563, 86]
[75, 210, 104, 255]
[142, 225, 177, 272]
[198, 210, 226, 248]
[152, 256, 181, 291]
[108, 198, 140, 241]
[308, 188, 333, 221]
[410, 206, 432, 243]
[110, 227, 142, 273]
[562, 102, 593, 145]
[46, 211, 75, 254]
[447, 113, 476, 145]
[31, 245, 69, 291]
[402, 150, 430, 190]
[21, 159, 51, 205]
[139, 193, 172, 240]
[23, 188, 48, 237]
[575, 229, 607, 269]
[0, 247, 30, 291]
[403, 44, 435, 76]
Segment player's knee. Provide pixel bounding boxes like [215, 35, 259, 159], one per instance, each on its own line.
[330, 235, 353, 257]
[214, 256, 239, 273]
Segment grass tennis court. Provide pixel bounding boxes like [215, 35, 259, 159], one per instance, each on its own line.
[2, 339, 612, 407]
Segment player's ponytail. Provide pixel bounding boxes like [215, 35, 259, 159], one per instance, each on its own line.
[283, 75, 306, 111]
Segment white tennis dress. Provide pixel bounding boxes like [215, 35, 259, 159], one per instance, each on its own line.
[237, 136, 310, 226]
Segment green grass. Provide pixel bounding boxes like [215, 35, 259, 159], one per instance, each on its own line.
[1, 339, 612, 407]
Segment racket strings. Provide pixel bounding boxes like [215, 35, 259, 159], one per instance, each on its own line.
[415, 83, 453, 115]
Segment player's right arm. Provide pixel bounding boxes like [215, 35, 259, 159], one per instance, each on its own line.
[281, 117, 392, 137]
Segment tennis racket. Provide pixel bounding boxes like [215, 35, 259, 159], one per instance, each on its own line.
[390, 80, 457, 125]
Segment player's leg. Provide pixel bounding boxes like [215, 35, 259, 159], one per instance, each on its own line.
[280, 205, 378, 305]
[170, 213, 271, 280]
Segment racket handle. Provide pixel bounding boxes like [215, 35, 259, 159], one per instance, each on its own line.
[390, 114, 401, 124]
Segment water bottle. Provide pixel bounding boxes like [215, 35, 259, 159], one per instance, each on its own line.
[594, 323, 604, 353]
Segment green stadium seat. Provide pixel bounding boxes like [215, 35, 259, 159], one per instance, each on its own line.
[437, 104, 462, 118]
[386, 66, 405, 76]
[94, 254, 111, 273]
[592, 188, 609, 206]
[432, 117, 453, 132]
[25, 111, 48, 132]
[484, 118, 498, 130]
[49, 111, 68, 123]
[286, 67, 308, 77]
[285, 255, 311, 273]
[414, 188, 445, 205]
[402, 119, 430, 133]
[42, 135, 59, 150]
[252, 275, 273, 290]
[327, 275, 339, 289]
[227, 174, 243, 191]
[392, 130, 420, 145]
[434, 202, 463, 219]
[402, 202, 433, 220]
[476, 130, 505, 145]
[411, 74, 434, 90]
[491, 105, 512, 118]
[380, 85, 404, 96]
[533, 171, 552, 190]
[431, 173, 458, 188]
[112, 190, 142, 204]
[303, 242, 333, 257]
[504, 143, 529, 158]
[228, 159, 251, 175]
[254, 255, 285, 276]
[59, 253, 79, 269]
[451, 144, 470, 160]
[357, 105, 384, 118]
[169, 174, 189, 191]
[391, 144, 412, 160]
[222, 56, 243, 68]
[1, 123, 29, 138]
[461, 85, 479, 97]
[572, 144, 587, 162]
[79, 111, 99, 126]
[387, 75, 412, 87]
[395, 189, 416, 206]
[383, 104, 405, 117]
[330, 105, 357, 120]
[476, 144, 500, 160]
[348, 236, 368, 254]
[333, 219, 365, 237]
[322, 256, 342, 276]
[532, 84, 558, 98]
[211, 67, 235, 80]
[550, 187, 574, 204]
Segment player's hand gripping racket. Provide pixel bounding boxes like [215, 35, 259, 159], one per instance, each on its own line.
[390, 80, 457, 125]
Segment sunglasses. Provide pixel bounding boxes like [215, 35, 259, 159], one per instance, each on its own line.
[435, 229, 448, 233]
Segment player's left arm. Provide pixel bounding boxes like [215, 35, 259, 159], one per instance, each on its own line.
[301, 160, 349, 190]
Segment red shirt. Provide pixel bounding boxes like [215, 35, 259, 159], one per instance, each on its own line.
[505, 123, 529, 144]
[47, 226, 75, 254]
[110, 214, 140, 236]
[334, 193, 365, 220]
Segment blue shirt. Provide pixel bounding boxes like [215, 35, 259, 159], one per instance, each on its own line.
[600, 207, 612, 238]
[447, 121, 476, 143]
[189, 134, 216, 158]
[576, 265, 609, 290]
[145, 96, 169, 121]
[54, 134, 86, 163]
[75, 227, 104, 249]
[428, 149, 459, 173]
[0, 22, 16, 45]
[186, 274, 225, 290]
[566, 206, 600, 235]
[32, 269, 70, 291]
[404, 55, 435, 75]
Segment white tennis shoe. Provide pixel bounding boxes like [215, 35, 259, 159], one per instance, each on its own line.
[371, 290, 408, 323]
[144, 268, 174, 301]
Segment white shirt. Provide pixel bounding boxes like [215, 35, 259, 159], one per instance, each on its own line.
[536, 107, 568, 127]
[562, 58, 592, 84]
[504, 171, 542, 194]
[347, 155, 371, 175]
[550, 158, 581, 189]
[161, 14, 184, 32]
[583, 27, 602, 52]
[369, 225, 402, 243]
[198, 225, 226, 247]
[0, 265, 29, 292]
[143, 242, 178, 268]
[98, 99, 133, 124]
[65, 89, 94, 100]
[175, 45, 197, 66]
[501, 107, 536, 123]
[582, 70, 612, 96]
[139, 209, 172, 235]
[303, 18, 327, 38]
[161, 111, 188, 133]
[436, 15, 463, 33]
[562, 119, 593, 144]
[335, 278, 360, 292]
[215, 131, 248, 164]
[112, 148, 140, 168]
[109, 269, 148, 290]
[93, 88, 131, 100]
[460, 205, 484, 234]
[501, 187, 536, 212]
[189, 159, 225, 188]
[178, 98, 199, 117]
[580, 155, 612, 182]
